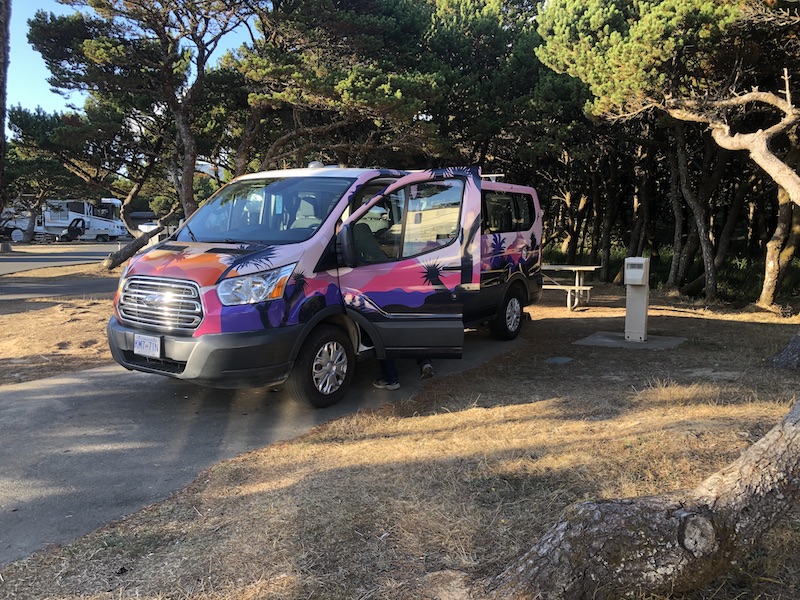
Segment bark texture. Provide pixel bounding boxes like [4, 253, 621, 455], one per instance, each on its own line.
[769, 335, 800, 368]
[0, 0, 9, 217]
[759, 187, 795, 307]
[484, 400, 800, 599]
[101, 227, 164, 270]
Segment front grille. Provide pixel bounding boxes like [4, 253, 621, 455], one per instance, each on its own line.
[119, 276, 203, 331]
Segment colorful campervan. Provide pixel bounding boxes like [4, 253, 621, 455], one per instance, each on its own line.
[107, 166, 543, 407]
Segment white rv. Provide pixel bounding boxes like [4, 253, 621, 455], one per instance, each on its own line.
[2, 198, 127, 242]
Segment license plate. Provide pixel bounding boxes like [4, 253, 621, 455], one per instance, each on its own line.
[134, 333, 162, 358]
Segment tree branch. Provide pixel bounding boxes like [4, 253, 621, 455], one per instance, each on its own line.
[665, 91, 800, 206]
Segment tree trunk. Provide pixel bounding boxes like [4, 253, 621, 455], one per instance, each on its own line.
[777, 203, 800, 292]
[748, 192, 771, 262]
[119, 134, 165, 237]
[101, 227, 163, 270]
[682, 173, 753, 297]
[666, 149, 684, 289]
[712, 173, 753, 270]
[484, 399, 800, 599]
[674, 125, 719, 301]
[23, 195, 48, 242]
[676, 223, 699, 287]
[23, 209, 37, 242]
[758, 141, 800, 307]
[769, 334, 800, 368]
[588, 170, 602, 266]
[174, 109, 199, 219]
[0, 0, 9, 217]
[564, 192, 588, 264]
[632, 146, 656, 259]
[599, 201, 618, 283]
[100, 205, 182, 270]
[759, 186, 794, 307]
[233, 105, 267, 177]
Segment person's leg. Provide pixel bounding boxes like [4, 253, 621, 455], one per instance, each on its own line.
[416, 358, 434, 379]
[373, 359, 400, 389]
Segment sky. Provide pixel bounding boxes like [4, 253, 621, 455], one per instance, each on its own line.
[6, 1, 252, 116]
[7, 0, 83, 114]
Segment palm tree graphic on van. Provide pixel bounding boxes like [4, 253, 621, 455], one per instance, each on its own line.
[218, 244, 276, 279]
[282, 271, 308, 323]
[421, 261, 447, 291]
[490, 234, 507, 271]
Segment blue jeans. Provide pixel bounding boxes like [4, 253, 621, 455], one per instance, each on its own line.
[379, 359, 400, 384]
[379, 358, 431, 384]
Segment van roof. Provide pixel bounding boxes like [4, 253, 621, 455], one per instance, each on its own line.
[235, 166, 401, 180]
[234, 167, 536, 195]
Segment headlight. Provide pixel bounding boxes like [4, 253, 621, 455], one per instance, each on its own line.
[217, 263, 296, 306]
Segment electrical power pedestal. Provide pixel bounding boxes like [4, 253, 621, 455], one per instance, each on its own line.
[624, 257, 650, 342]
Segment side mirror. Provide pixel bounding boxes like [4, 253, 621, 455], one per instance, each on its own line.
[336, 223, 356, 268]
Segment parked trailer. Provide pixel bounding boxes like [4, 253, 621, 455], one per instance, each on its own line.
[2, 198, 127, 242]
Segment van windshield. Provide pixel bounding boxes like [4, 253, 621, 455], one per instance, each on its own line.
[175, 176, 356, 244]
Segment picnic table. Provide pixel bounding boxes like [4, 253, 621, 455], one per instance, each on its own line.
[541, 264, 601, 310]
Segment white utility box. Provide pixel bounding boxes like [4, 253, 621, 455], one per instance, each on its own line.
[624, 257, 650, 342]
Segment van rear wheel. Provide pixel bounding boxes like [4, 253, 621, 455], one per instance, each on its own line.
[490, 287, 524, 340]
[286, 325, 354, 408]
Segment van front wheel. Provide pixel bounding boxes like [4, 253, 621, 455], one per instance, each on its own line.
[490, 287, 524, 340]
[286, 325, 355, 408]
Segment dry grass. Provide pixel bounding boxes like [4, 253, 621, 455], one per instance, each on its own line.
[0, 264, 120, 385]
[1, 265, 800, 599]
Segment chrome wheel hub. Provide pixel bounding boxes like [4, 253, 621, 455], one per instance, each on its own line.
[311, 341, 348, 395]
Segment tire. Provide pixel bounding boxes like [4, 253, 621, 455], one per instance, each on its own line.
[10, 228, 23, 242]
[96, 234, 110, 242]
[490, 286, 524, 340]
[286, 325, 355, 408]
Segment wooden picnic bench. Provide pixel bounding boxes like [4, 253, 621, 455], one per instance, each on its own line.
[541, 264, 601, 310]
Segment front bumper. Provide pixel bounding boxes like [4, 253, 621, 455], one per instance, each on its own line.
[107, 316, 301, 388]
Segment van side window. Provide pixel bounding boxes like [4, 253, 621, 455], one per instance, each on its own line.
[483, 192, 514, 233]
[351, 192, 404, 263]
[482, 191, 534, 233]
[403, 180, 462, 256]
[351, 178, 463, 264]
[339, 180, 397, 223]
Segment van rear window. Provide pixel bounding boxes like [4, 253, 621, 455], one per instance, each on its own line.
[514, 193, 533, 230]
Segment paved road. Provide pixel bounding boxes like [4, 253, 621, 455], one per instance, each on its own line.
[0, 330, 519, 568]
[0, 274, 120, 301]
[0, 242, 123, 300]
[0, 275, 120, 301]
[0, 242, 125, 275]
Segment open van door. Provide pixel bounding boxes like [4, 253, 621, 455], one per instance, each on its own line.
[337, 167, 482, 358]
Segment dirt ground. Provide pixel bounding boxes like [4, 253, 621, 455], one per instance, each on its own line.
[2, 262, 800, 599]
[1, 261, 797, 389]
[0, 263, 120, 386]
